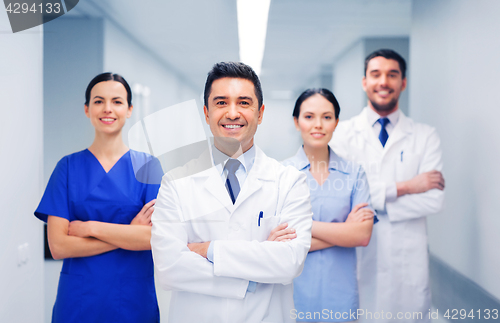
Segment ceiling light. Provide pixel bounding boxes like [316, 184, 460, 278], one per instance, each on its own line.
[237, 0, 271, 76]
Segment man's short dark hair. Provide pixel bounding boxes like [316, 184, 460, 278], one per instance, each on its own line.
[364, 49, 407, 79]
[204, 62, 263, 109]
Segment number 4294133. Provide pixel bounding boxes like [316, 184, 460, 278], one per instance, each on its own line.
[5, 2, 61, 14]
[443, 309, 498, 320]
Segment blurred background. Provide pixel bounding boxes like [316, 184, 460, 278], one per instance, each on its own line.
[1, 0, 499, 322]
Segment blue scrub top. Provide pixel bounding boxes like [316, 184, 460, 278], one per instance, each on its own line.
[283, 146, 375, 322]
[35, 149, 163, 323]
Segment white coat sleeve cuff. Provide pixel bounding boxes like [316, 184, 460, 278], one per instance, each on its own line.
[247, 281, 257, 293]
[370, 181, 387, 211]
[207, 241, 214, 263]
[385, 182, 397, 203]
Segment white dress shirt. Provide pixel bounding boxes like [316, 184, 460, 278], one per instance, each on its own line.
[211, 144, 256, 188]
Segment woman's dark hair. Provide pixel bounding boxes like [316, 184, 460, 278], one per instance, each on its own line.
[204, 62, 263, 109]
[84, 72, 132, 107]
[293, 88, 340, 120]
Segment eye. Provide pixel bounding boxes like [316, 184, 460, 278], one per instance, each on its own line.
[304, 115, 312, 119]
[240, 101, 250, 106]
[114, 100, 123, 105]
[216, 101, 226, 106]
[325, 116, 332, 120]
[94, 100, 103, 104]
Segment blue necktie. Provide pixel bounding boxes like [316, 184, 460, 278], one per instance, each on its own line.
[378, 118, 390, 147]
[224, 159, 241, 204]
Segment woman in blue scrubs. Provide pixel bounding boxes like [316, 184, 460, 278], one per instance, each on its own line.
[35, 73, 163, 323]
[283, 89, 376, 323]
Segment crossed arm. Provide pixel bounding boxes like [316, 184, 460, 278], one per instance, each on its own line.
[387, 129, 445, 221]
[396, 170, 445, 197]
[47, 200, 156, 260]
[187, 222, 299, 258]
[189, 203, 373, 256]
[151, 171, 312, 296]
[189, 178, 375, 258]
[309, 202, 374, 251]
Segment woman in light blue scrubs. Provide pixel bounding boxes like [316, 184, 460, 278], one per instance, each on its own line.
[35, 73, 163, 323]
[283, 88, 376, 323]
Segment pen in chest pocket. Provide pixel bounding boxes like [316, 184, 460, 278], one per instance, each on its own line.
[258, 211, 263, 226]
[401, 151, 403, 162]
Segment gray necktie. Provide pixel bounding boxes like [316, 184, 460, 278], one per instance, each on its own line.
[224, 159, 241, 204]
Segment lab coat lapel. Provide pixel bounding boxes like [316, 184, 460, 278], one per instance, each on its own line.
[233, 147, 271, 211]
[383, 111, 413, 153]
[201, 167, 233, 213]
[183, 146, 232, 213]
[354, 108, 384, 153]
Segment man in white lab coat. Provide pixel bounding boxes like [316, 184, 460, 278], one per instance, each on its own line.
[330, 49, 445, 322]
[151, 62, 313, 323]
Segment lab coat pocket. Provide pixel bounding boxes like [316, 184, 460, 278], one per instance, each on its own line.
[396, 152, 421, 181]
[52, 273, 83, 322]
[252, 212, 280, 242]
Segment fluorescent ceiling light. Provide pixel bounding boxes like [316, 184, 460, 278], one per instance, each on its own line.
[237, 0, 271, 76]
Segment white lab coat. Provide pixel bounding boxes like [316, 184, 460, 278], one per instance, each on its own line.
[151, 145, 313, 323]
[329, 108, 444, 323]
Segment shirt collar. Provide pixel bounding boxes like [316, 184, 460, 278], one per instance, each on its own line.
[212, 144, 256, 176]
[366, 106, 400, 128]
[292, 145, 351, 174]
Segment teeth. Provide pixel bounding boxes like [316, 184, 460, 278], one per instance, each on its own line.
[101, 118, 115, 121]
[223, 125, 243, 129]
[378, 91, 389, 95]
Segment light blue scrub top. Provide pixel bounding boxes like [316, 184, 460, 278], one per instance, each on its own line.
[283, 146, 375, 322]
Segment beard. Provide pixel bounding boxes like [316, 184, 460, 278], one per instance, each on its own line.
[369, 97, 398, 113]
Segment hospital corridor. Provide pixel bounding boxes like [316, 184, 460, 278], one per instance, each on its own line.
[1, 0, 499, 322]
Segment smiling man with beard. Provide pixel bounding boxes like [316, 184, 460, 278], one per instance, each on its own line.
[330, 49, 445, 323]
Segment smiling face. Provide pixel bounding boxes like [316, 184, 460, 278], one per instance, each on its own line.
[363, 56, 407, 116]
[84, 81, 132, 135]
[294, 94, 339, 150]
[204, 77, 264, 155]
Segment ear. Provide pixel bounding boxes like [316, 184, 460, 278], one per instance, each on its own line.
[203, 105, 210, 124]
[257, 104, 265, 125]
[293, 117, 300, 131]
[362, 76, 367, 92]
[332, 118, 339, 132]
[127, 105, 134, 118]
[401, 77, 407, 92]
[84, 105, 90, 118]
